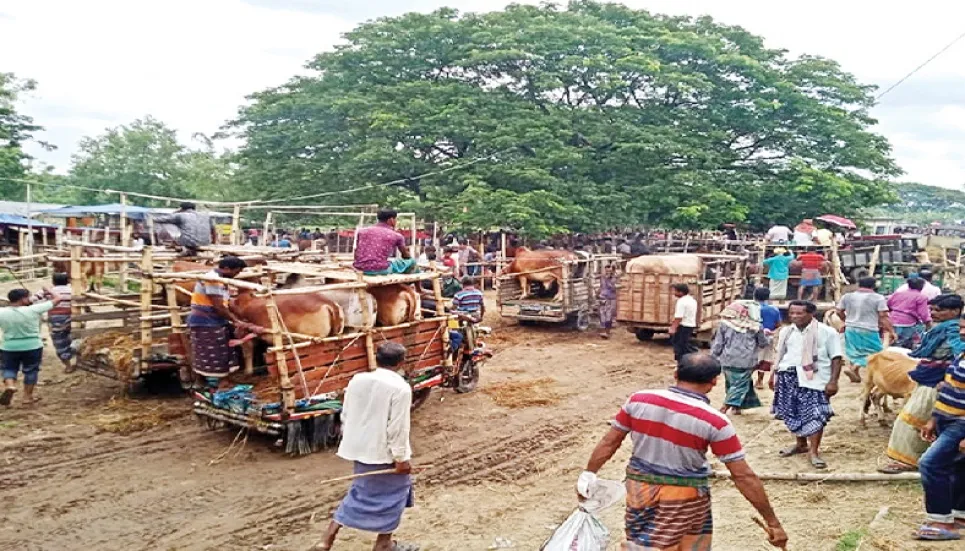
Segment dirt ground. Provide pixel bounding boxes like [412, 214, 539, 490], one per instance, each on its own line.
[0, 290, 950, 551]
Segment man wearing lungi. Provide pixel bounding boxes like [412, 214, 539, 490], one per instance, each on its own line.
[669, 283, 698, 366]
[770, 301, 844, 470]
[316, 342, 418, 551]
[837, 277, 896, 382]
[755, 287, 782, 390]
[353, 209, 416, 276]
[598, 264, 618, 339]
[187, 256, 248, 390]
[33, 272, 74, 372]
[580, 353, 788, 550]
[762, 248, 793, 300]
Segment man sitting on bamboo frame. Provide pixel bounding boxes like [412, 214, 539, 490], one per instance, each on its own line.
[353, 209, 417, 276]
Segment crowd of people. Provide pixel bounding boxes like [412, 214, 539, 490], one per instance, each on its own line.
[2, 207, 964, 548]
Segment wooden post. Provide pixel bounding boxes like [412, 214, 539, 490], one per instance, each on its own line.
[165, 276, 192, 379]
[868, 245, 881, 279]
[409, 214, 418, 258]
[352, 213, 365, 253]
[830, 238, 844, 302]
[70, 244, 84, 335]
[261, 211, 272, 247]
[231, 204, 241, 246]
[119, 193, 129, 246]
[266, 296, 295, 411]
[138, 246, 154, 379]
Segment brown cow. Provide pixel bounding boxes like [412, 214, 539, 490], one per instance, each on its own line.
[503, 247, 578, 300]
[232, 290, 345, 339]
[170, 260, 211, 307]
[52, 247, 107, 292]
[368, 284, 420, 326]
[859, 349, 918, 426]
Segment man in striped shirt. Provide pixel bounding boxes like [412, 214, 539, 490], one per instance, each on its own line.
[452, 277, 485, 322]
[580, 353, 787, 550]
[915, 347, 965, 540]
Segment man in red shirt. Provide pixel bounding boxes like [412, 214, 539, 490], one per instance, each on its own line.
[796, 250, 826, 301]
[353, 210, 416, 275]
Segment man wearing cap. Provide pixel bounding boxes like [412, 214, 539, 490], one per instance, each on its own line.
[762, 248, 795, 300]
[153, 202, 213, 257]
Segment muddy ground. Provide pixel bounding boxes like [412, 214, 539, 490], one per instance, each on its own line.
[0, 291, 947, 551]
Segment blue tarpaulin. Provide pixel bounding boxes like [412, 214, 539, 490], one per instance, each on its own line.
[39, 203, 156, 220]
[0, 214, 58, 228]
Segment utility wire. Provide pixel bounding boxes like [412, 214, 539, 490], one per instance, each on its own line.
[877, 29, 965, 101]
[0, 148, 507, 207]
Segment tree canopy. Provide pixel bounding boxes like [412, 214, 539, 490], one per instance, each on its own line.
[0, 72, 48, 200]
[867, 182, 965, 225]
[68, 116, 237, 205]
[226, 1, 899, 236]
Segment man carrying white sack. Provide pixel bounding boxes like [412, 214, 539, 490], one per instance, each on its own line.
[579, 353, 788, 550]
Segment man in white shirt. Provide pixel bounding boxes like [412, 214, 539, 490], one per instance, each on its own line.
[894, 270, 942, 301]
[670, 283, 698, 366]
[770, 301, 844, 470]
[766, 224, 792, 243]
[316, 343, 418, 551]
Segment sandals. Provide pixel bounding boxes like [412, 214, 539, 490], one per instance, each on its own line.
[810, 455, 828, 470]
[915, 525, 961, 541]
[877, 462, 917, 475]
[0, 388, 15, 406]
[779, 446, 807, 458]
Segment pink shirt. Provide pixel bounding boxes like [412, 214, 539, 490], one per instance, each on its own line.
[887, 289, 932, 327]
[353, 223, 405, 272]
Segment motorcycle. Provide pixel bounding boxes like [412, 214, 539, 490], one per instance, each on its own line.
[410, 316, 493, 409]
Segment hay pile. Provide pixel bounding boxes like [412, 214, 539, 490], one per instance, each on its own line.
[88, 397, 187, 435]
[78, 331, 136, 383]
[482, 377, 564, 408]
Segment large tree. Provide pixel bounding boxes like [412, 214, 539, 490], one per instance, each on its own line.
[69, 117, 235, 205]
[0, 73, 49, 200]
[227, 1, 899, 236]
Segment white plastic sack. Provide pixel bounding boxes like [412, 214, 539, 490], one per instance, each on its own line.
[540, 478, 625, 551]
[540, 508, 609, 551]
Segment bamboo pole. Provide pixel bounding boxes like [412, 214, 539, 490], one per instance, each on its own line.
[63, 240, 143, 253]
[231, 204, 241, 246]
[260, 211, 272, 247]
[70, 244, 83, 334]
[150, 272, 268, 292]
[711, 470, 920, 482]
[868, 244, 881, 278]
[319, 465, 432, 484]
[266, 295, 295, 411]
[138, 247, 154, 377]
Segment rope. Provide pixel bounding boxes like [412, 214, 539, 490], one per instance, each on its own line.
[308, 331, 366, 398]
[266, 294, 312, 399]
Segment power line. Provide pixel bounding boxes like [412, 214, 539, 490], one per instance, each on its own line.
[877, 29, 965, 101]
[0, 148, 508, 207]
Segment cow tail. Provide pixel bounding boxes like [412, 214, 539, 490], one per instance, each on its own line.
[406, 289, 418, 322]
[331, 303, 345, 335]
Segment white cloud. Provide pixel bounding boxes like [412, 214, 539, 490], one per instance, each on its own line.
[4, 0, 965, 189]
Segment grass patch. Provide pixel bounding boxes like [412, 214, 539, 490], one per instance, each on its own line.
[836, 529, 867, 551]
[0, 420, 18, 430]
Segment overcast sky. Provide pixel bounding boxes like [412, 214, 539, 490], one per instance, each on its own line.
[2, 0, 965, 188]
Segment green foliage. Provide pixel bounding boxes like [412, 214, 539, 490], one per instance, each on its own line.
[226, 1, 898, 236]
[68, 117, 236, 205]
[835, 529, 866, 551]
[0, 73, 49, 200]
[867, 182, 965, 225]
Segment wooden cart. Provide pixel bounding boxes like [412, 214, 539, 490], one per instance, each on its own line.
[157, 265, 469, 455]
[497, 254, 623, 330]
[616, 254, 747, 342]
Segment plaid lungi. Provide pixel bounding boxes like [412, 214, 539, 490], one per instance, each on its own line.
[48, 313, 73, 361]
[624, 474, 712, 550]
[189, 326, 239, 378]
[771, 370, 834, 437]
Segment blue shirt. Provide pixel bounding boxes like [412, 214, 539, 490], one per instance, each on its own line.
[935, 355, 965, 419]
[452, 288, 484, 315]
[763, 254, 794, 281]
[759, 302, 781, 331]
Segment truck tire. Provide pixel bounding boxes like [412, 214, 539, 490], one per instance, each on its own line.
[851, 267, 870, 281]
[635, 329, 655, 342]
